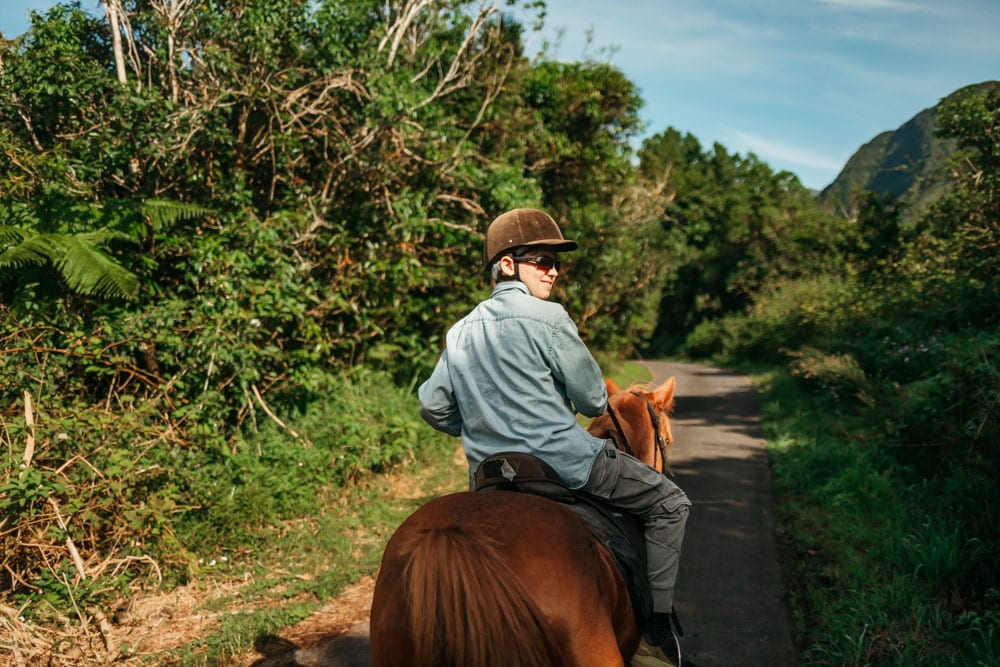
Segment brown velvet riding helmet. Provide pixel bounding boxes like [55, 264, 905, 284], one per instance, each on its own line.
[483, 208, 578, 269]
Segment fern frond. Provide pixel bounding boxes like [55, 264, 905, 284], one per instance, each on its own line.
[51, 234, 139, 299]
[0, 225, 33, 247]
[0, 233, 58, 269]
[77, 230, 135, 246]
[142, 199, 214, 230]
[0, 228, 139, 299]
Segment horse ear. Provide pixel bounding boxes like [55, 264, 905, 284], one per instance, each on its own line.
[605, 377, 620, 396]
[652, 376, 676, 412]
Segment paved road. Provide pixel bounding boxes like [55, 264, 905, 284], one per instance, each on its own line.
[641, 361, 798, 667]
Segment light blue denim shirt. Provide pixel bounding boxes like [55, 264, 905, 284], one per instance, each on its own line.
[418, 281, 609, 488]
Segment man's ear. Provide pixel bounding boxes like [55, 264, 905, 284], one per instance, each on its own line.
[499, 255, 517, 277]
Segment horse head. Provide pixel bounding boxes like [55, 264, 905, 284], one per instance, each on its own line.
[587, 376, 677, 473]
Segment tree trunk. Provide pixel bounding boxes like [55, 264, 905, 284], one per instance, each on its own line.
[102, 0, 128, 85]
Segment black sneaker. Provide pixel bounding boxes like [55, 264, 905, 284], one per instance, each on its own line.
[645, 610, 685, 666]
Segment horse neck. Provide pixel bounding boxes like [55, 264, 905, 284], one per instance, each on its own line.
[595, 397, 657, 468]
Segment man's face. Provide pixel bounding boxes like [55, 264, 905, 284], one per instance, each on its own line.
[502, 249, 561, 299]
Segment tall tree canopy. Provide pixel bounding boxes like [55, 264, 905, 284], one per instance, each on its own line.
[637, 128, 846, 352]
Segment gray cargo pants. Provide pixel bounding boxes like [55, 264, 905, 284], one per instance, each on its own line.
[581, 441, 691, 613]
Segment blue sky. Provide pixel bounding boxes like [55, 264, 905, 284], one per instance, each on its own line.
[3, 1, 999, 190]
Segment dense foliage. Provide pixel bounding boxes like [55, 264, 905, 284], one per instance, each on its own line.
[0, 0, 667, 649]
[0, 0, 996, 663]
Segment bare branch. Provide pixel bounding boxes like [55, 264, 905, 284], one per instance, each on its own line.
[21, 391, 35, 469]
[411, 2, 501, 112]
[149, 0, 198, 103]
[379, 0, 437, 67]
[435, 193, 486, 217]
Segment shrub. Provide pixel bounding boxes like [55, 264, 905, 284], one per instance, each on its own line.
[786, 346, 874, 406]
[1, 367, 434, 617]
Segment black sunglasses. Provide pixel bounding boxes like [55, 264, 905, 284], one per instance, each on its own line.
[514, 255, 561, 271]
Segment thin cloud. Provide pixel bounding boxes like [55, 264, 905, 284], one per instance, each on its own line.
[814, 0, 922, 10]
[726, 131, 847, 173]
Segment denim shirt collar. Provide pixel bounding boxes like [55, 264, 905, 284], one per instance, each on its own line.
[492, 280, 531, 298]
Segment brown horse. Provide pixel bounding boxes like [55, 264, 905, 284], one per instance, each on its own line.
[369, 376, 677, 667]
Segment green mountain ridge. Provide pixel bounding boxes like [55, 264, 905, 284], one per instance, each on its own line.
[818, 80, 997, 220]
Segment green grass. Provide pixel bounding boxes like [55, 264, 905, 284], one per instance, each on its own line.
[152, 435, 467, 665]
[751, 366, 999, 666]
[602, 357, 654, 387]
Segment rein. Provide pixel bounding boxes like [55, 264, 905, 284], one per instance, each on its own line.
[606, 391, 671, 475]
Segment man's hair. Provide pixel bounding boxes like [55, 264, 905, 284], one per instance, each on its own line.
[490, 246, 526, 282]
[491, 259, 513, 282]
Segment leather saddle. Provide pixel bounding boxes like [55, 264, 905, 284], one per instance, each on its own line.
[473, 451, 653, 624]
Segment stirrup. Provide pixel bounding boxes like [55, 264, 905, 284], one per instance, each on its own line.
[644, 607, 686, 666]
[662, 628, 682, 667]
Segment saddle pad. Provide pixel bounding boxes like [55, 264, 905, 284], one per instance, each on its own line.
[570, 497, 653, 624]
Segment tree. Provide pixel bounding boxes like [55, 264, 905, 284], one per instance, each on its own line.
[915, 82, 1000, 300]
[500, 58, 674, 351]
[638, 128, 847, 353]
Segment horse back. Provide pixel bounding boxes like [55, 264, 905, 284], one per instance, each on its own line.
[370, 491, 639, 666]
[474, 452, 652, 624]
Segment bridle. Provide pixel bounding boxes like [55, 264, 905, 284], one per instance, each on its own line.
[605, 391, 672, 475]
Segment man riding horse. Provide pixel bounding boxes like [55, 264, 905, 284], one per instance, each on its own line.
[418, 208, 691, 662]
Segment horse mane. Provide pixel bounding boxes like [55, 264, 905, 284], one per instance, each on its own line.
[624, 380, 676, 414]
[399, 524, 567, 666]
